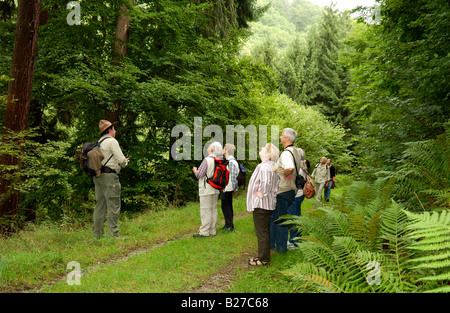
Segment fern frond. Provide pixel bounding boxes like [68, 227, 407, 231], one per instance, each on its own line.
[299, 240, 337, 269]
[318, 208, 350, 237]
[391, 125, 450, 210]
[424, 286, 450, 293]
[404, 209, 450, 293]
[417, 272, 450, 281]
[283, 262, 343, 293]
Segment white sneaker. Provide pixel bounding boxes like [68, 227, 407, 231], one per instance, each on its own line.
[287, 242, 299, 250]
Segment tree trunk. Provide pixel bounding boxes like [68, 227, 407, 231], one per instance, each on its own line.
[104, 0, 134, 124]
[0, 0, 41, 232]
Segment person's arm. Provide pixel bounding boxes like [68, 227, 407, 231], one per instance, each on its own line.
[193, 159, 208, 180]
[111, 139, 128, 168]
[280, 151, 294, 178]
[284, 168, 294, 177]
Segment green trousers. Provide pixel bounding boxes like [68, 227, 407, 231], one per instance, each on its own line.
[93, 173, 121, 238]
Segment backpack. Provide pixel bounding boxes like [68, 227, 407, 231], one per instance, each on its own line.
[303, 175, 316, 199]
[237, 163, 246, 188]
[205, 158, 230, 190]
[205, 157, 230, 190]
[76, 137, 113, 177]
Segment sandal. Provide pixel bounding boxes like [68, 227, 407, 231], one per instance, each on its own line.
[248, 257, 268, 266]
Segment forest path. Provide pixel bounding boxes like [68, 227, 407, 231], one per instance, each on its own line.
[35, 210, 258, 293]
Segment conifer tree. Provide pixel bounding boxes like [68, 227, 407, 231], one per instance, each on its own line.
[302, 6, 352, 130]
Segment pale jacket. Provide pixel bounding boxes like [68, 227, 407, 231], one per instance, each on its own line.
[198, 155, 220, 196]
[98, 135, 128, 174]
[311, 163, 330, 184]
[276, 146, 300, 194]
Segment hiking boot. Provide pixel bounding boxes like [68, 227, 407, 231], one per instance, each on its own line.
[193, 233, 208, 238]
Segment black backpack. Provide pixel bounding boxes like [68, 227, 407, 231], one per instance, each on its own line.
[205, 157, 230, 190]
[76, 137, 112, 177]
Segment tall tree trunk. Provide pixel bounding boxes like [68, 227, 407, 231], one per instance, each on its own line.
[104, 0, 134, 124]
[0, 0, 41, 233]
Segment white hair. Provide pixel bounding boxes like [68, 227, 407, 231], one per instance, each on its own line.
[282, 128, 297, 143]
[209, 142, 223, 156]
[266, 143, 279, 162]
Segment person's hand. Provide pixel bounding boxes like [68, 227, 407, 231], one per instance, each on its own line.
[233, 190, 238, 196]
[286, 175, 293, 180]
[192, 167, 197, 174]
[254, 190, 263, 198]
[125, 157, 130, 163]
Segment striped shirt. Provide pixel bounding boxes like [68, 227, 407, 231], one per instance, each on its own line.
[195, 157, 211, 180]
[246, 161, 280, 212]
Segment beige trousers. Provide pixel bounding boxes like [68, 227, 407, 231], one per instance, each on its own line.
[199, 194, 219, 236]
[315, 182, 325, 202]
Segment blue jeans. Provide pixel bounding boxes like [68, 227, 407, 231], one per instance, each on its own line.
[324, 180, 334, 201]
[287, 195, 304, 246]
[270, 189, 295, 253]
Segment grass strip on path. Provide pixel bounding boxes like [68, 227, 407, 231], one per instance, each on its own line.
[41, 211, 257, 293]
[0, 193, 248, 292]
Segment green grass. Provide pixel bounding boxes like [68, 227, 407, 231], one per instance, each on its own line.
[0, 195, 236, 292]
[43, 213, 257, 292]
[0, 176, 348, 293]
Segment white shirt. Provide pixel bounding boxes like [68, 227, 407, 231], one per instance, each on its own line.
[276, 146, 297, 194]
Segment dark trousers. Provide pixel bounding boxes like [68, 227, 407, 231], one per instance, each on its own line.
[270, 189, 295, 253]
[221, 191, 234, 229]
[253, 208, 272, 263]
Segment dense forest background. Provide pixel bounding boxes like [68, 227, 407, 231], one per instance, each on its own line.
[0, 0, 448, 230]
[0, 0, 449, 293]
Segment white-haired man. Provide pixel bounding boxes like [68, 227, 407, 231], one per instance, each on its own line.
[311, 157, 330, 202]
[270, 128, 301, 253]
[192, 142, 223, 237]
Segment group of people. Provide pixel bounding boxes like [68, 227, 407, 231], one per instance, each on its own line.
[89, 120, 336, 268]
[191, 128, 336, 267]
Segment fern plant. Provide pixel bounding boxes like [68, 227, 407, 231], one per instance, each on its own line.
[283, 180, 422, 293]
[383, 121, 450, 211]
[404, 210, 450, 293]
[283, 124, 449, 292]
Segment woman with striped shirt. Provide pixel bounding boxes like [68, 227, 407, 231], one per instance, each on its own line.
[247, 143, 280, 266]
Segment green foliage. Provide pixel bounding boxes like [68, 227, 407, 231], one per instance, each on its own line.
[344, 0, 450, 174]
[245, 93, 352, 171]
[377, 121, 450, 211]
[404, 210, 450, 293]
[1, 0, 278, 224]
[283, 177, 449, 293]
